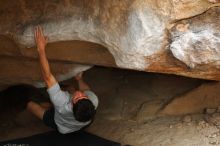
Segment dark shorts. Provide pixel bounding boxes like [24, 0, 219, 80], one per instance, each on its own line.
[43, 108, 57, 130]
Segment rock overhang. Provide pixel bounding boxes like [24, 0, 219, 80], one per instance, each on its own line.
[0, 0, 220, 89]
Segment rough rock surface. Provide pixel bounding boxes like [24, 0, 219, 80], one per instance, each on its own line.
[170, 7, 220, 69]
[160, 82, 220, 116]
[0, 0, 220, 87]
[1, 67, 220, 146]
[0, 56, 92, 88]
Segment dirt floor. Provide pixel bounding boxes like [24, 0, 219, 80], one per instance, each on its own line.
[1, 66, 220, 146]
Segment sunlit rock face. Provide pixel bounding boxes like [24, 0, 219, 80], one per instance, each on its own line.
[170, 7, 220, 69]
[0, 0, 220, 88]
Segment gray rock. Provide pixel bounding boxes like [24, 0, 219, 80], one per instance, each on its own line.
[205, 108, 217, 114]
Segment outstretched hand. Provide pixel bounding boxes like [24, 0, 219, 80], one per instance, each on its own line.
[75, 72, 83, 81]
[34, 26, 48, 52]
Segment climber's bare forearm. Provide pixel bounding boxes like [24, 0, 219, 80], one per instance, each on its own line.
[35, 26, 57, 88]
[38, 50, 56, 88]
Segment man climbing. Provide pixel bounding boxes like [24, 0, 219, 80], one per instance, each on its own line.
[27, 26, 98, 134]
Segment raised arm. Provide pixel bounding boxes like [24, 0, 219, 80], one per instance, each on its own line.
[75, 72, 91, 91]
[34, 26, 57, 88]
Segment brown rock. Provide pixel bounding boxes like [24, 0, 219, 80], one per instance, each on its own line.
[0, 56, 91, 89]
[159, 82, 220, 116]
[205, 108, 217, 114]
[0, 0, 220, 88]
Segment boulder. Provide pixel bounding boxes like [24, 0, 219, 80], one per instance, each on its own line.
[0, 0, 220, 88]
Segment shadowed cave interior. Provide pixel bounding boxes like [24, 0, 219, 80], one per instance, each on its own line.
[2, 66, 220, 146]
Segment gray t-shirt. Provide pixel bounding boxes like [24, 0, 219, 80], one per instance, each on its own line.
[47, 83, 98, 134]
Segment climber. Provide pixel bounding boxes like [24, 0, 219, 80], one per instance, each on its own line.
[27, 26, 98, 134]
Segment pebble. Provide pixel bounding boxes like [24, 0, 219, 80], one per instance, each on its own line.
[182, 115, 192, 123]
[209, 140, 219, 145]
[198, 120, 209, 129]
[186, 122, 192, 126]
[169, 125, 173, 129]
[205, 108, 216, 114]
[208, 133, 218, 138]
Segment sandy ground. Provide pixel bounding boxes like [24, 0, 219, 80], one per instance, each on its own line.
[0, 66, 220, 146]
